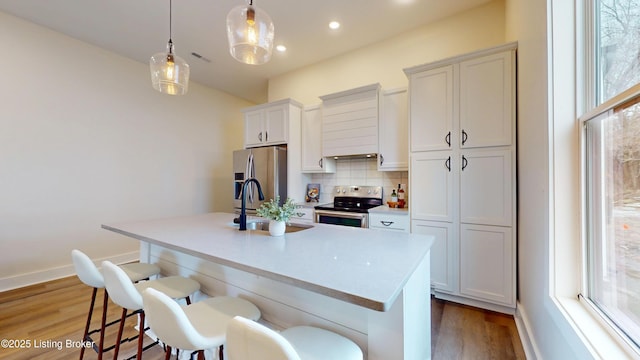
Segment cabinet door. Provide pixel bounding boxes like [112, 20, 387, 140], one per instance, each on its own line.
[410, 151, 454, 222]
[459, 149, 512, 226]
[460, 224, 514, 306]
[412, 220, 456, 293]
[264, 105, 288, 145]
[378, 88, 408, 171]
[245, 109, 265, 147]
[301, 106, 335, 172]
[459, 51, 514, 148]
[409, 65, 454, 152]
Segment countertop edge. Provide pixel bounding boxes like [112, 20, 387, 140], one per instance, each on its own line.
[102, 223, 395, 311]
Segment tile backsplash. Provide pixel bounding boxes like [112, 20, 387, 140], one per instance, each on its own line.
[309, 158, 408, 204]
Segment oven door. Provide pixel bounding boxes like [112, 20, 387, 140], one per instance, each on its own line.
[314, 210, 368, 228]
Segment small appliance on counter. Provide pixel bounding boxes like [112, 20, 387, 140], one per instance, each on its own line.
[233, 146, 287, 215]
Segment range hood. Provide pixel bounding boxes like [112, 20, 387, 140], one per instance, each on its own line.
[320, 83, 381, 158]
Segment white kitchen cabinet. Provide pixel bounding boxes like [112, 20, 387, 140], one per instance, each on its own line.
[320, 83, 380, 157]
[408, 65, 454, 152]
[459, 149, 512, 227]
[406, 48, 514, 152]
[290, 205, 314, 224]
[301, 105, 336, 173]
[459, 224, 514, 306]
[369, 211, 409, 232]
[243, 99, 302, 148]
[459, 51, 513, 148]
[412, 220, 456, 293]
[405, 43, 517, 312]
[378, 87, 408, 171]
[410, 151, 455, 222]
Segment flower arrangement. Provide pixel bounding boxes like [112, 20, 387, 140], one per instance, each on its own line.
[256, 196, 296, 222]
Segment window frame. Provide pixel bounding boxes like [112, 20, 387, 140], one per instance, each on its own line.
[580, 82, 640, 357]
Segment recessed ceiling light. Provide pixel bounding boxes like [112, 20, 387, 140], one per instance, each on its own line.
[276, 45, 287, 52]
[329, 21, 340, 30]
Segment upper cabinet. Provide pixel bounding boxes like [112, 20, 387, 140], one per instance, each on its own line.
[301, 105, 336, 173]
[408, 65, 454, 152]
[320, 83, 380, 157]
[459, 52, 514, 148]
[406, 49, 514, 152]
[378, 87, 409, 171]
[243, 99, 303, 148]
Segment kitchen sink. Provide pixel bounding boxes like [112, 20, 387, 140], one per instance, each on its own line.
[233, 220, 313, 233]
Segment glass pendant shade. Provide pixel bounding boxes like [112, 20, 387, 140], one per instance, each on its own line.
[226, 3, 274, 65]
[150, 41, 190, 95]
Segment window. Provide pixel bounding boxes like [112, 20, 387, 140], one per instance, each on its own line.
[595, 0, 640, 104]
[584, 0, 640, 351]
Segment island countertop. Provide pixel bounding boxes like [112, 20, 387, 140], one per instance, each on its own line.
[102, 212, 433, 312]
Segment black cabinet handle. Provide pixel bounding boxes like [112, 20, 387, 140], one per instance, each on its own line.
[265, 131, 268, 142]
[445, 132, 451, 147]
[461, 129, 468, 146]
[296, 212, 306, 217]
[462, 155, 468, 171]
[380, 221, 394, 227]
[319, 158, 323, 168]
[445, 156, 451, 172]
[258, 132, 263, 142]
[380, 154, 385, 166]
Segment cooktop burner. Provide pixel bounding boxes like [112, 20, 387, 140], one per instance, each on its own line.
[314, 186, 383, 213]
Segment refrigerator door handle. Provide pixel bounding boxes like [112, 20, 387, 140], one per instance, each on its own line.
[245, 153, 255, 203]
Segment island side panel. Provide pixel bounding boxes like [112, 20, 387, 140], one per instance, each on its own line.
[147, 242, 371, 355]
[367, 252, 431, 360]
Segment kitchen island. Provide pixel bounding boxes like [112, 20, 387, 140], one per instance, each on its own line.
[102, 212, 433, 360]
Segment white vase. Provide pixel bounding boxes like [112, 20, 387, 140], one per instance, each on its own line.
[269, 220, 286, 236]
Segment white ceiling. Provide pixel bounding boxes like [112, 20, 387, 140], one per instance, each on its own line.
[0, 0, 492, 103]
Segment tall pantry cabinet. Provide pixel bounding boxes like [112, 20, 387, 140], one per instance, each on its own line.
[405, 43, 517, 313]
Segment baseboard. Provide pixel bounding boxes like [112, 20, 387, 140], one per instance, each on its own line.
[433, 291, 516, 315]
[0, 251, 140, 292]
[515, 301, 542, 359]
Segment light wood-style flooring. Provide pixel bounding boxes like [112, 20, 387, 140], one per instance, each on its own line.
[0, 276, 525, 359]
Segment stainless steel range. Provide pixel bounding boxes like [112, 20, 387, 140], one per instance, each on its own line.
[314, 186, 383, 228]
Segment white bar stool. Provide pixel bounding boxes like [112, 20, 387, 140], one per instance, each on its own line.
[71, 249, 161, 360]
[101, 260, 201, 360]
[142, 287, 261, 360]
[226, 316, 363, 360]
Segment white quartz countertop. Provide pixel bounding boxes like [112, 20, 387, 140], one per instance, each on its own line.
[102, 212, 432, 311]
[369, 205, 409, 215]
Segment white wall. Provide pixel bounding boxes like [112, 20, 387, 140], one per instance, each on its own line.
[0, 11, 252, 291]
[268, 0, 506, 104]
[505, 0, 593, 358]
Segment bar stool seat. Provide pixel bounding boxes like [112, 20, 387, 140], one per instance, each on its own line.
[102, 261, 201, 360]
[142, 287, 261, 360]
[71, 249, 161, 360]
[226, 316, 363, 360]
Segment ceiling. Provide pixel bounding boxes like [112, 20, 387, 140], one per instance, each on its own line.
[0, 0, 492, 103]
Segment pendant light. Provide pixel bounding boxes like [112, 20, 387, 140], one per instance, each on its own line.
[149, 0, 190, 95]
[226, 0, 275, 65]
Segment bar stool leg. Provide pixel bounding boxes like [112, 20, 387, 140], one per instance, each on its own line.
[79, 287, 97, 360]
[135, 311, 146, 359]
[97, 289, 108, 360]
[112, 308, 127, 360]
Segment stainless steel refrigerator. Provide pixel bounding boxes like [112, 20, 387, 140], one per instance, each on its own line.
[233, 146, 287, 215]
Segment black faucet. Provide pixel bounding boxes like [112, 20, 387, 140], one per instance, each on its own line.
[239, 177, 265, 231]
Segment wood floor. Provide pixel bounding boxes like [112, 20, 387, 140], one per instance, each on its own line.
[0, 276, 525, 360]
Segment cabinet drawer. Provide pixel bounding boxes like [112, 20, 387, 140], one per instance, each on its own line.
[291, 206, 314, 223]
[369, 213, 409, 232]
